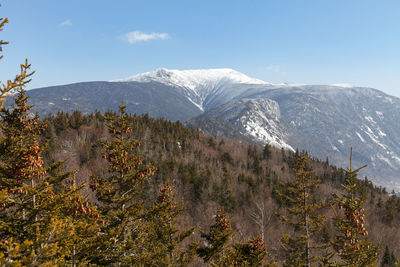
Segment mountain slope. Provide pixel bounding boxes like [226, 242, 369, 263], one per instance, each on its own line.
[189, 84, 400, 190]
[187, 98, 295, 151]
[26, 81, 202, 121]
[25, 68, 400, 191]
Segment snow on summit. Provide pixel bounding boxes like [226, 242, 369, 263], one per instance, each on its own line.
[111, 68, 269, 111]
[330, 83, 354, 88]
[111, 68, 268, 88]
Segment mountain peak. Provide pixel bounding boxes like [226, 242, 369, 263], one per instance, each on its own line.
[110, 68, 269, 88]
[110, 68, 270, 111]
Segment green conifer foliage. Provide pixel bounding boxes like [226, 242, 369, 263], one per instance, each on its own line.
[198, 211, 270, 266]
[137, 182, 196, 266]
[332, 149, 378, 266]
[275, 156, 329, 267]
[89, 104, 155, 265]
[197, 209, 234, 265]
[227, 236, 268, 266]
[0, 90, 58, 265]
[0, 90, 95, 265]
[59, 175, 102, 266]
[263, 144, 271, 160]
[381, 246, 398, 267]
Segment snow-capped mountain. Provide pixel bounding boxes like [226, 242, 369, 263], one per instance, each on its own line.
[25, 68, 400, 191]
[111, 68, 268, 111]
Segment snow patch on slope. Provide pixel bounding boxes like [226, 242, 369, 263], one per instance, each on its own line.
[356, 132, 365, 143]
[240, 100, 294, 151]
[199, 98, 294, 151]
[224, 98, 294, 151]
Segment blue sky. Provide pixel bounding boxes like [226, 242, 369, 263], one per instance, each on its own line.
[1, 0, 400, 97]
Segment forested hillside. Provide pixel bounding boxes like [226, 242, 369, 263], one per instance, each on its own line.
[10, 106, 395, 266]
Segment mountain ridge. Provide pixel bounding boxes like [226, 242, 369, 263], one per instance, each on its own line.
[24, 68, 400, 191]
[111, 68, 269, 111]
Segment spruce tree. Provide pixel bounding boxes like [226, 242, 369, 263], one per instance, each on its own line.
[275, 156, 329, 267]
[0, 88, 57, 265]
[89, 104, 155, 265]
[60, 175, 102, 266]
[197, 209, 234, 265]
[332, 148, 378, 266]
[197, 210, 270, 266]
[263, 144, 271, 160]
[227, 236, 269, 266]
[138, 182, 196, 266]
[0, 90, 98, 265]
[381, 246, 398, 267]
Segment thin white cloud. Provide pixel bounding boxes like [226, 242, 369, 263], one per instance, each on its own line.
[121, 30, 169, 44]
[60, 20, 72, 27]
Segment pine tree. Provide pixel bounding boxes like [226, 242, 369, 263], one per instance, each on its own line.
[197, 209, 234, 265]
[227, 236, 269, 266]
[263, 143, 271, 160]
[0, 90, 98, 265]
[59, 175, 102, 266]
[275, 156, 329, 267]
[197, 210, 270, 266]
[89, 104, 155, 265]
[0, 88, 57, 265]
[137, 182, 196, 266]
[381, 246, 398, 267]
[332, 148, 378, 266]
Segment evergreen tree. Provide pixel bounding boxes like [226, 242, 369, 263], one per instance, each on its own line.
[197, 209, 234, 265]
[0, 88, 58, 266]
[89, 104, 155, 265]
[138, 182, 196, 266]
[197, 211, 270, 266]
[263, 144, 271, 160]
[0, 90, 98, 265]
[381, 246, 398, 267]
[332, 149, 378, 266]
[60, 175, 102, 266]
[275, 156, 329, 267]
[226, 236, 269, 266]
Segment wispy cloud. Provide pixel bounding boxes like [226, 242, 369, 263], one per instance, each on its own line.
[60, 20, 72, 27]
[121, 30, 169, 44]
